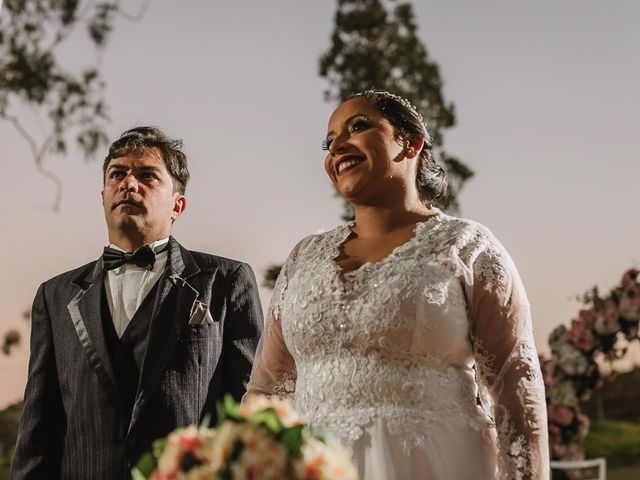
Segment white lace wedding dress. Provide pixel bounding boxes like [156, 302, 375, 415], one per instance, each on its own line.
[247, 210, 549, 479]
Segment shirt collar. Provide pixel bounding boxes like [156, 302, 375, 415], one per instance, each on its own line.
[107, 237, 170, 254]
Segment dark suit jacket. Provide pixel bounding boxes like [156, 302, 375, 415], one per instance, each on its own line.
[11, 237, 263, 479]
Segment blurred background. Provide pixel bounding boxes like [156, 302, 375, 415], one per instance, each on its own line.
[1, 1, 638, 478]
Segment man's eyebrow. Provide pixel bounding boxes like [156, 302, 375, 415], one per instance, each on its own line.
[107, 164, 129, 171]
[107, 164, 161, 172]
[326, 113, 368, 137]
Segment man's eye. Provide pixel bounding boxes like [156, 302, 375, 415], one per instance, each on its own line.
[110, 171, 125, 179]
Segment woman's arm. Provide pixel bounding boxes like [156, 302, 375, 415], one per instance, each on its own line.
[468, 234, 549, 479]
[244, 242, 303, 400]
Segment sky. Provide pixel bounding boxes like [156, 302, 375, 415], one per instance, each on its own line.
[1, 0, 639, 408]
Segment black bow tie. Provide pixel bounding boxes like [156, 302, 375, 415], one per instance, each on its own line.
[102, 245, 156, 271]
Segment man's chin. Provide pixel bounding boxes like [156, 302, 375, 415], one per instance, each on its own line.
[112, 215, 144, 231]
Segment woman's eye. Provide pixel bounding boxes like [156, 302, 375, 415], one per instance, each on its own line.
[322, 138, 332, 151]
[350, 119, 370, 132]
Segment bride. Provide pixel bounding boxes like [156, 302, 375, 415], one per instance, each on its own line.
[246, 90, 549, 479]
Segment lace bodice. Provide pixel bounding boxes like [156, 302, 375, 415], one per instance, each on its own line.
[247, 211, 549, 479]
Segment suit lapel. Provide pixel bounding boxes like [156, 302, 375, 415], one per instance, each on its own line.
[67, 260, 121, 401]
[128, 237, 201, 434]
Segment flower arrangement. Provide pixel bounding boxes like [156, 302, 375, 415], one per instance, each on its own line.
[131, 394, 358, 480]
[542, 268, 640, 461]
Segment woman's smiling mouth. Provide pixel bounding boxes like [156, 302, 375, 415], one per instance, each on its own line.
[336, 156, 365, 175]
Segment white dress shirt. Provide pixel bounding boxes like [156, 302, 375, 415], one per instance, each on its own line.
[104, 238, 170, 338]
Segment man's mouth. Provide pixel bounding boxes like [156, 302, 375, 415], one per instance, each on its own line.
[335, 156, 365, 176]
[113, 199, 143, 210]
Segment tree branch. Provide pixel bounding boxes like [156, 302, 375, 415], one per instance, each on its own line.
[6, 115, 64, 212]
[49, 0, 97, 50]
[116, 0, 151, 22]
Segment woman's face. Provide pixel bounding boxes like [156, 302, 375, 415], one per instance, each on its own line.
[323, 97, 412, 204]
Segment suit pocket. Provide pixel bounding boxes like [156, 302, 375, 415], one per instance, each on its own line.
[182, 322, 216, 340]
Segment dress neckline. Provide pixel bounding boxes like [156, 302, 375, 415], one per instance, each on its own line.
[331, 209, 444, 281]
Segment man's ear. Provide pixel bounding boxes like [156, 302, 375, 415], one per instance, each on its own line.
[172, 194, 187, 220]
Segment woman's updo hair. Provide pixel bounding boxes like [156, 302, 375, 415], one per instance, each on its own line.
[350, 90, 448, 208]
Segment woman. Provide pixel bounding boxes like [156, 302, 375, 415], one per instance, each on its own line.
[247, 90, 549, 479]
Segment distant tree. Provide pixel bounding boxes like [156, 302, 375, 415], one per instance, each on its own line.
[0, 310, 29, 357]
[0, 401, 23, 475]
[0, 0, 148, 211]
[1, 330, 20, 355]
[264, 0, 471, 287]
[320, 0, 472, 220]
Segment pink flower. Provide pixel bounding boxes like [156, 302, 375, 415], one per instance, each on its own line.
[542, 360, 564, 387]
[576, 413, 590, 440]
[547, 423, 561, 444]
[567, 315, 596, 352]
[553, 442, 584, 461]
[548, 405, 575, 426]
[593, 298, 620, 335]
[618, 285, 640, 321]
[578, 309, 597, 326]
[621, 268, 639, 289]
[179, 432, 202, 451]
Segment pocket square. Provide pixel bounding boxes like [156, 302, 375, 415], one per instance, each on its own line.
[188, 300, 214, 327]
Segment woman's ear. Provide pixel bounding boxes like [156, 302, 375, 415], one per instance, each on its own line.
[405, 135, 425, 158]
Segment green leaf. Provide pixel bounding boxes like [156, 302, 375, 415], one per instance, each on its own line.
[152, 437, 167, 458]
[131, 468, 148, 480]
[279, 424, 305, 455]
[200, 413, 212, 428]
[248, 408, 284, 434]
[216, 399, 227, 425]
[222, 393, 244, 421]
[131, 452, 156, 479]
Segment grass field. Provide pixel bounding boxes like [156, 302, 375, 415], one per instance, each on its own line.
[584, 420, 640, 479]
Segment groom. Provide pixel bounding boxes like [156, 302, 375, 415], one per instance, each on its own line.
[11, 127, 263, 479]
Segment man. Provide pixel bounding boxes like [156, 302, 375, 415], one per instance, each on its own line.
[12, 127, 263, 479]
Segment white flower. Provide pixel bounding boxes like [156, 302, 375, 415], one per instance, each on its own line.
[552, 342, 590, 376]
[548, 380, 579, 407]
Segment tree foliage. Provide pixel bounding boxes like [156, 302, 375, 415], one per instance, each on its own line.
[264, 0, 471, 287]
[0, 0, 147, 210]
[319, 0, 473, 218]
[0, 0, 147, 352]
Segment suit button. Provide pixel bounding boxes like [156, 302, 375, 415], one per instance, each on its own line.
[115, 350, 125, 360]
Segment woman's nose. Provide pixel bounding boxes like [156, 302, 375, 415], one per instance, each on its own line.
[328, 133, 348, 155]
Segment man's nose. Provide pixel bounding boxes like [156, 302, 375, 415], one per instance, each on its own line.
[119, 174, 139, 192]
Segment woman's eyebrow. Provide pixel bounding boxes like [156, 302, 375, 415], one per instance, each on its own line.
[326, 113, 368, 137]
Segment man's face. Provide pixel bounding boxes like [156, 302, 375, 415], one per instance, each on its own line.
[101, 147, 186, 243]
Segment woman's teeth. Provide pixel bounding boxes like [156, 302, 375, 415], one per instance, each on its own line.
[338, 158, 362, 174]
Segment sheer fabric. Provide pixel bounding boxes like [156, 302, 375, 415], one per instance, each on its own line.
[247, 210, 549, 479]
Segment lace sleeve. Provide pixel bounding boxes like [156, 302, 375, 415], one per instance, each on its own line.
[243, 243, 301, 400]
[466, 231, 549, 479]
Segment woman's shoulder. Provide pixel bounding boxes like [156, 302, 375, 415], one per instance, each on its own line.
[419, 210, 509, 260]
[301, 223, 349, 245]
[287, 223, 349, 259]
[418, 210, 494, 244]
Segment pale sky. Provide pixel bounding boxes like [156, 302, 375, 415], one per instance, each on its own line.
[1, 0, 639, 408]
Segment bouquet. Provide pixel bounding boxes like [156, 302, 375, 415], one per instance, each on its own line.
[132, 394, 357, 480]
